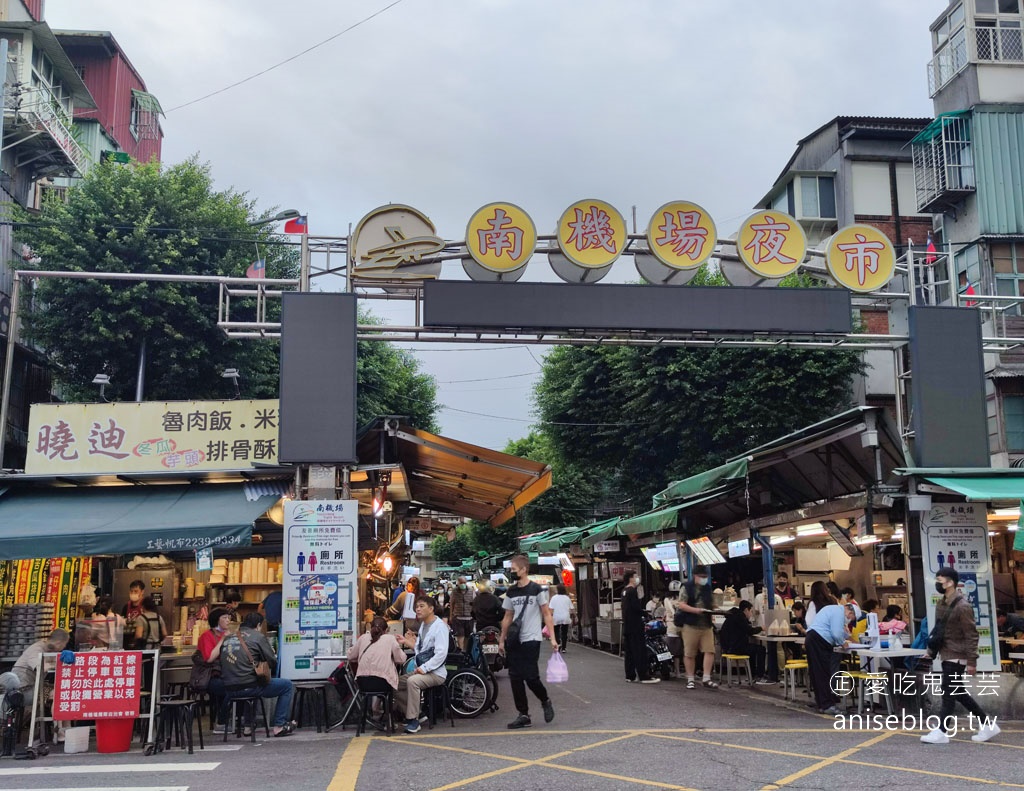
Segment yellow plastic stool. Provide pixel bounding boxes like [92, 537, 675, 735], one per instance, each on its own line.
[783, 660, 808, 701]
[721, 654, 752, 686]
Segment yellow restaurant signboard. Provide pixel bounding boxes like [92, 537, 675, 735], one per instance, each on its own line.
[556, 199, 627, 269]
[646, 201, 717, 270]
[826, 224, 896, 293]
[736, 210, 807, 280]
[465, 202, 537, 273]
[26, 399, 280, 475]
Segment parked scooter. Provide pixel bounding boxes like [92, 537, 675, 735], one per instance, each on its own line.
[476, 626, 505, 673]
[644, 616, 674, 680]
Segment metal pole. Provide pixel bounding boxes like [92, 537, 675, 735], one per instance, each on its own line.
[948, 239, 959, 308]
[300, 234, 310, 292]
[0, 272, 22, 470]
[906, 241, 917, 307]
[135, 336, 146, 401]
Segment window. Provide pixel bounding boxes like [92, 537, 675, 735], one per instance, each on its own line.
[1004, 395, 1024, 451]
[799, 175, 836, 219]
[129, 94, 140, 140]
[993, 242, 1024, 315]
[974, 0, 1023, 60]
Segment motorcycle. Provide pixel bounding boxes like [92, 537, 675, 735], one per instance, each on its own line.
[644, 617, 675, 680]
[476, 626, 505, 673]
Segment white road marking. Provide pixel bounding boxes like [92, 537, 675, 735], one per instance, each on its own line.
[0, 763, 219, 775]
[3, 787, 187, 791]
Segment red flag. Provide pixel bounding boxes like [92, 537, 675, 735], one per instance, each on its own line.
[925, 233, 937, 265]
[245, 258, 266, 279]
[964, 282, 977, 308]
[283, 215, 308, 234]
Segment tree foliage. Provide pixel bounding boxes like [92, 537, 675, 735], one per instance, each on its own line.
[17, 158, 293, 401]
[15, 157, 439, 430]
[531, 269, 866, 507]
[430, 526, 473, 563]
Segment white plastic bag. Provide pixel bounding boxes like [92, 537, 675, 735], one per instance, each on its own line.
[546, 650, 568, 683]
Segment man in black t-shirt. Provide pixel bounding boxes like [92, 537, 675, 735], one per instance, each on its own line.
[673, 571, 719, 690]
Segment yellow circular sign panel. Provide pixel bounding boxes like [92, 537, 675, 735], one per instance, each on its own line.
[736, 210, 807, 279]
[646, 201, 717, 270]
[826, 224, 896, 293]
[556, 199, 627, 269]
[465, 202, 537, 273]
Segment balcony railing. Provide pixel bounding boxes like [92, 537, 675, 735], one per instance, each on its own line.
[928, 25, 1024, 96]
[3, 86, 89, 175]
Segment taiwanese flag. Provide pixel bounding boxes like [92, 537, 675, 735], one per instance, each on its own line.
[925, 233, 937, 265]
[245, 258, 266, 279]
[283, 215, 308, 234]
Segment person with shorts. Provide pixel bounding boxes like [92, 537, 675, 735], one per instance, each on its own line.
[673, 570, 718, 689]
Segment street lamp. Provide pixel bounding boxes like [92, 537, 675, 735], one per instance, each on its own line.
[247, 209, 300, 227]
[91, 373, 111, 402]
[221, 367, 240, 399]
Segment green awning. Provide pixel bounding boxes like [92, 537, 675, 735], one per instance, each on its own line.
[131, 89, 164, 115]
[896, 467, 1024, 501]
[910, 111, 970, 144]
[615, 501, 689, 538]
[923, 476, 1024, 501]
[652, 459, 748, 507]
[0, 483, 276, 559]
[580, 517, 622, 549]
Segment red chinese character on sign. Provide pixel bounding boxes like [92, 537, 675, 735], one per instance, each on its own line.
[656, 211, 709, 260]
[478, 208, 525, 260]
[566, 206, 617, 254]
[88, 418, 129, 459]
[837, 233, 885, 287]
[36, 420, 79, 461]
[743, 215, 796, 266]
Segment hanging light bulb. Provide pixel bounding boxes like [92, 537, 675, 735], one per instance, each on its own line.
[382, 555, 394, 573]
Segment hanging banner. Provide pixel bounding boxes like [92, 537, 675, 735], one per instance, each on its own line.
[280, 500, 358, 680]
[26, 399, 280, 475]
[921, 502, 998, 671]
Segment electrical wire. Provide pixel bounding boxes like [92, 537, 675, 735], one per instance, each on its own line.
[164, 0, 407, 113]
[362, 382, 642, 427]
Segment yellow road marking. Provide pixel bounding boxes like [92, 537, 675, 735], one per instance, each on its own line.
[760, 731, 894, 791]
[648, 732, 827, 762]
[425, 732, 641, 791]
[837, 757, 1024, 787]
[326, 734, 371, 791]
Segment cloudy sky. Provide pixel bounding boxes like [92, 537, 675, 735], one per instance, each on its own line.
[46, 0, 945, 450]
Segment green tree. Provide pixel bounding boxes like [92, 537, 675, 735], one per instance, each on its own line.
[17, 157, 292, 401]
[430, 526, 472, 563]
[533, 272, 865, 507]
[15, 157, 439, 429]
[502, 432, 602, 534]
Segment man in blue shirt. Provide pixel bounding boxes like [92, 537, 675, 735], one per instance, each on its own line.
[805, 603, 849, 715]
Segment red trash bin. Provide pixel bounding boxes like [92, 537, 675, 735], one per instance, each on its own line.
[95, 718, 135, 753]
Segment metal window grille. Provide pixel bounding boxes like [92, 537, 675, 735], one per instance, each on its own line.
[912, 115, 975, 213]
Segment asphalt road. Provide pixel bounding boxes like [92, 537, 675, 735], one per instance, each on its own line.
[1, 643, 1021, 791]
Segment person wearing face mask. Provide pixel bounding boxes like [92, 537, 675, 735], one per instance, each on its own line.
[774, 572, 796, 603]
[121, 579, 145, 648]
[499, 555, 559, 729]
[674, 570, 718, 690]
[448, 576, 476, 652]
[622, 571, 658, 684]
[920, 568, 1000, 744]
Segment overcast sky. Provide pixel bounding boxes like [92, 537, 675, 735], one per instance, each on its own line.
[46, 0, 944, 450]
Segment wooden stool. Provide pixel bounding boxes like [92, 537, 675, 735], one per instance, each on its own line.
[783, 660, 808, 701]
[721, 654, 752, 686]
